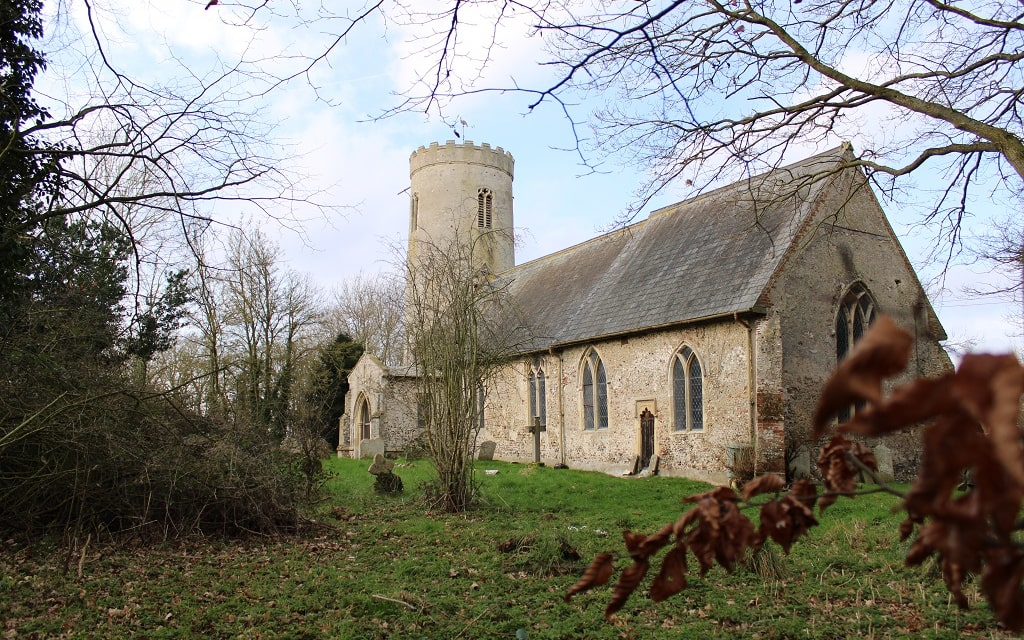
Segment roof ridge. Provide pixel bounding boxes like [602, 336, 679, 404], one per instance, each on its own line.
[506, 145, 851, 278]
[649, 144, 851, 219]
[498, 145, 859, 350]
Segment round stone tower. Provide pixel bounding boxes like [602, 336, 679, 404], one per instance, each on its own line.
[407, 140, 515, 278]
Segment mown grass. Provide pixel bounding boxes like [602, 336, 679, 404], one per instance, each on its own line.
[0, 458, 1013, 639]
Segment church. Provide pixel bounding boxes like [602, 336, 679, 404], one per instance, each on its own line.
[340, 140, 952, 484]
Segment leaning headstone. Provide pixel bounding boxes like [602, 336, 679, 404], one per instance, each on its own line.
[872, 443, 895, 484]
[788, 446, 811, 480]
[358, 437, 385, 459]
[478, 440, 497, 461]
[368, 453, 403, 494]
[368, 453, 394, 475]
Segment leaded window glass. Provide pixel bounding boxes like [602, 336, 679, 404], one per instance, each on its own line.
[582, 350, 608, 430]
[583, 360, 594, 430]
[672, 346, 704, 431]
[528, 360, 548, 426]
[836, 284, 878, 422]
[357, 396, 371, 441]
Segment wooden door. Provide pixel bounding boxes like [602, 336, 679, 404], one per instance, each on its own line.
[640, 409, 655, 469]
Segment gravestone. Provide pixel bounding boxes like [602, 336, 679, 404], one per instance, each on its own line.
[478, 440, 497, 461]
[788, 446, 811, 480]
[358, 437, 385, 459]
[368, 453, 403, 494]
[368, 453, 394, 475]
[872, 443, 895, 483]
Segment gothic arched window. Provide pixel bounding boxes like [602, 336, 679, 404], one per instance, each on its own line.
[672, 346, 704, 431]
[528, 359, 547, 426]
[410, 193, 419, 230]
[582, 349, 608, 430]
[836, 283, 877, 362]
[836, 283, 878, 421]
[477, 188, 493, 228]
[356, 395, 371, 441]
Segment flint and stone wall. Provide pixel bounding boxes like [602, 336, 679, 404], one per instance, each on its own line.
[480, 321, 757, 485]
[765, 170, 953, 480]
[343, 356, 422, 457]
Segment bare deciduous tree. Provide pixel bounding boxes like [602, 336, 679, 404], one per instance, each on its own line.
[220, 227, 323, 438]
[31, 2, 319, 247]
[970, 209, 1024, 333]
[327, 272, 405, 367]
[404, 229, 527, 512]
[170, 226, 325, 438]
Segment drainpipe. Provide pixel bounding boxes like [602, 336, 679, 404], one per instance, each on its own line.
[735, 314, 758, 477]
[553, 347, 566, 467]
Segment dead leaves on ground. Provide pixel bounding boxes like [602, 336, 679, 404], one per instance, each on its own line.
[568, 315, 1024, 630]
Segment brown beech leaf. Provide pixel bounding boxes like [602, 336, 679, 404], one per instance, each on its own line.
[789, 479, 819, 509]
[622, 523, 675, 562]
[953, 353, 1024, 488]
[673, 504, 700, 539]
[905, 519, 986, 609]
[650, 544, 688, 602]
[981, 546, 1024, 632]
[898, 517, 915, 542]
[758, 500, 790, 550]
[852, 442, 878, 473]
[605, 560, 650, 618]
[906, 415, 985, 517]
[622, 530, 646, 556]
[565, 553, 615, 602]
[714, 501, 756, 573]
[812, 315, 912, 438]
[903, 415, 1012, 531]
[683, 485, 742, 505]
[841, 375, 955, 438]
[758, 485, 819, 554]
[675, 487, 738, 543]
[618, 522, 675, 561]
[817, 435, 873, 511]
[680, 492, 755, 575]
[742, 473, 785, 501]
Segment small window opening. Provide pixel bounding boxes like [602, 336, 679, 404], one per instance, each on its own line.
[477, 188, 493, 228]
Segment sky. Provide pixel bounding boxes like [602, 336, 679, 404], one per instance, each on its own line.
[39, 0, 1024, 359]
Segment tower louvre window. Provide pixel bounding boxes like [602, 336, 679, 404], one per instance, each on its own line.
[477, 188, 493, 228]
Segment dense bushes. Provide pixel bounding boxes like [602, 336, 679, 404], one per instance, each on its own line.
[0, 0, 331, 542]
[0, 370, 310, 539]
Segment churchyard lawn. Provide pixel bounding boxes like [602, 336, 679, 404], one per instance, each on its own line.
[0, 458, 1012, 639]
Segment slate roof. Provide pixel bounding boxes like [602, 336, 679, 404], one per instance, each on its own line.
[498, 145, 856, 352]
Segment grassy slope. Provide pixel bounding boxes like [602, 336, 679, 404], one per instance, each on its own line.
[0, 458, 1013, 639]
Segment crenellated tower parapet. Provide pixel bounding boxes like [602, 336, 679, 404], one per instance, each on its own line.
[406, 140, 516, 278]
[410, 140, 515, 179]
